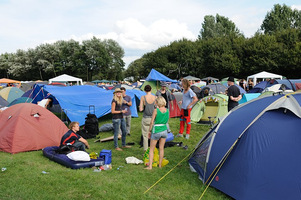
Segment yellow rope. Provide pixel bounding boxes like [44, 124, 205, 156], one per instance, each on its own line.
[199, 140, 238, 199]
[144, 144, 200, 195]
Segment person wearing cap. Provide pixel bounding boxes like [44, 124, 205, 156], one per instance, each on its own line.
[227, 76, 242, 111]
[111, 88, 131, 151]
[155, 82, 173, 109]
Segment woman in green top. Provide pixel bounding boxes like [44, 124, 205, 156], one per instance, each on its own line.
[145, 96, 169, 170]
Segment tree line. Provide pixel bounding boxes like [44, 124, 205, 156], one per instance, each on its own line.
[125, 4, 301, 81]
[0, 37, 125, 81]
[1, 4, 301, 82]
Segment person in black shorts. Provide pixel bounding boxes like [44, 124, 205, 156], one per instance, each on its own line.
[227, 77, 242, 111]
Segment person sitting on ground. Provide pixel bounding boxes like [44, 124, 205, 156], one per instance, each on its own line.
[145, 96, 169, 170]
[60, 121, 90, 151]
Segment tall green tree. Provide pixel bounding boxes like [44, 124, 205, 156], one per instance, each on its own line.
[0, 53, 12, 78]
[125, 58, 145, 81]
[82, 37, 111, 81]
[261, 4, 301, 35]
[199, 14, 243, 40]
[102, 39, 125, 81]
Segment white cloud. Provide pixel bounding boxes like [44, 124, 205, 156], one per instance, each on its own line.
[292, 5, 301, 10]
[1, 0, 301, 68]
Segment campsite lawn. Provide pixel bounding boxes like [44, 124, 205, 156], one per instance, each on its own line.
[0, 113, 231, 200]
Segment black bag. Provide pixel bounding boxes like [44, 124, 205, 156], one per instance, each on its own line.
[84, 105, 99, 138]
[56, 145, 78, 154]
[184, 109, 189, 117]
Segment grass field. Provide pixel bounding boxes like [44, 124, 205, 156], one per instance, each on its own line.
[0, 113, 231, 200]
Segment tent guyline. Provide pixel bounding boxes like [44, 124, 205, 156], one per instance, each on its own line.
[144, 138, 208, 195]
[199, 139, 239, 200]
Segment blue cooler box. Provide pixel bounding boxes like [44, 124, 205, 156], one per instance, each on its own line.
[99, 149, 112, 164]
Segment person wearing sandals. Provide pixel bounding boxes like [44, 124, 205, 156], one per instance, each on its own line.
[139, 85, 156, 151]
[111, 88, 131, 151]
[145, 96, 169, 170]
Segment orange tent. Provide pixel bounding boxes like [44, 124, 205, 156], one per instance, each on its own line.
[0, 78, 21, 84]
[0, 103, 68, 153]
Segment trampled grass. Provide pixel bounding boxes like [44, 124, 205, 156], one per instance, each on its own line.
[0, 113, 231, 200]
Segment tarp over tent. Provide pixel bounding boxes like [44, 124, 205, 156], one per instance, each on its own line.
[31, 84, 145, 125]
[145, 69, 177, 83]
[0, 103, 68, 154]
[189, 92, 301, 199]
[247, 71, 282, 85]
[49, 74, 83, 85]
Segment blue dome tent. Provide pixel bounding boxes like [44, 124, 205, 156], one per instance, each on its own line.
[189, 92, 301, 199]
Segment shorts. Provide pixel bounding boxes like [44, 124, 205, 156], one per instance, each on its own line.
[151, 130, 168, 140]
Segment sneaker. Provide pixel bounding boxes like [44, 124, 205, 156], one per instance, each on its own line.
[176, 133, 183, 138]
[186, 135, 190, 139]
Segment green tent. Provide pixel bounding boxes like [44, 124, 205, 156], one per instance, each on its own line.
[140, 80, 160, 94]
[191, 94, 228, 124]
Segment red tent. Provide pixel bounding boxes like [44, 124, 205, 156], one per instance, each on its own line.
[0, 103, 68, 154]
[169, 94, 181, 118]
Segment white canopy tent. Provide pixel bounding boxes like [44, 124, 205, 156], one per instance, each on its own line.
[247, 71, 282, 85]
[49, 74, 83, 85]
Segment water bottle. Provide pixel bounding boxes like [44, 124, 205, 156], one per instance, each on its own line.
[103, 164, 112, 170]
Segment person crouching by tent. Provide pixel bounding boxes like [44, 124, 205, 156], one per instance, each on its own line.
[60, 121, 90, 151]
[177, 79, 198, 139]
[111, 88, 131, 151]
[145, 96, 169, 170]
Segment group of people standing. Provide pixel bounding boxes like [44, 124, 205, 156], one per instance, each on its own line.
[59, 77, 242, 170]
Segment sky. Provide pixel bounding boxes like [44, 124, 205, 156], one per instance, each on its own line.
[0, 0, 301, 68]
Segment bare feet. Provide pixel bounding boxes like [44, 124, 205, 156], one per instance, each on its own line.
[115, 147, 123, 151]
[144, 167, 152, 170]
[122, 145, 131, 149]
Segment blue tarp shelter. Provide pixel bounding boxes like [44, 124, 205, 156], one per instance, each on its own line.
[145, 69, 177, 83]
[31, 84, 145, 125]
[189, 92, 301, 199]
